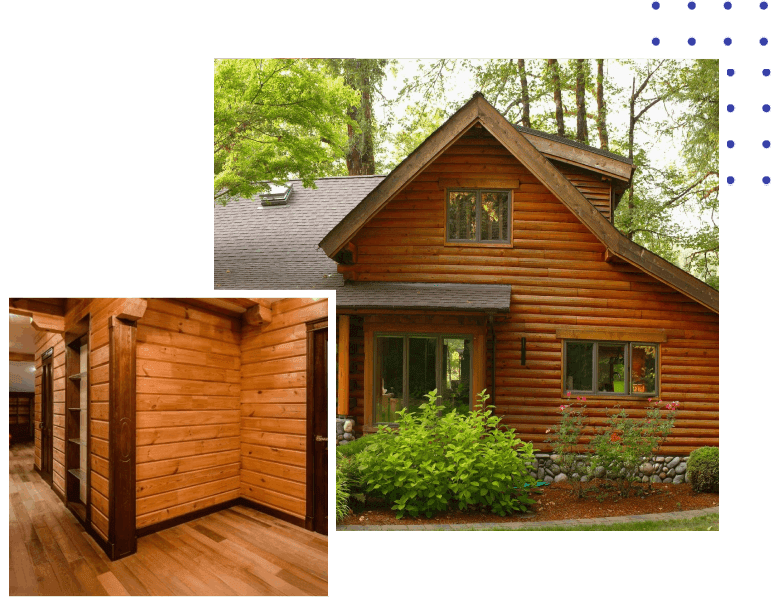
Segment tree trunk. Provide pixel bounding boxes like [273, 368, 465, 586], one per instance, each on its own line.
[627, 76, 636, 217]
[576, 59, 588, 144]
[595, 59, 609, 150]
[548, 59, 565, 137]
[344, 59, 376, 176]
[518, 59, 531, 128]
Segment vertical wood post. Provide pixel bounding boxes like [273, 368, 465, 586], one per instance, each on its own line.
[337, 315, 350, 416]
[108, 316, 137, 559]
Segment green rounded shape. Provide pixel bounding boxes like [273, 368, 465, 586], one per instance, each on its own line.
[687, 447, 719, 493]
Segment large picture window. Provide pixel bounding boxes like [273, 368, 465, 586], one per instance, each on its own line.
[374, 333, 473, 423]
[564, 340, 658, 396]
[447, 189, 510, 243]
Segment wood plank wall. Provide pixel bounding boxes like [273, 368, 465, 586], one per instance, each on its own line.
[240, 298, 328, 521]
[135, 299, 241, 529]
[346, 129, 718, 455]
[34, 330, 65, 490]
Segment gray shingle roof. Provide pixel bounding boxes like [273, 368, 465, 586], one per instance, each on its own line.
[214, 176, 385, 289]
[514, 124, 633, 165]
[338, 282, 511, 312]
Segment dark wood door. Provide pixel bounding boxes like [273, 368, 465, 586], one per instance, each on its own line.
[306, 323, 328, 535]
[40, 352, 54, 485]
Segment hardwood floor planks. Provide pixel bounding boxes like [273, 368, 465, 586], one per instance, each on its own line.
[9, 442, 327, 596]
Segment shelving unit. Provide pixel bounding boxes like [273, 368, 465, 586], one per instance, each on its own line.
[65, 321, 89, 524]
[9, 392, 34, 442]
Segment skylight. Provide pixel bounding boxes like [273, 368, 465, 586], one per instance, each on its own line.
[259, 183, 293, 206]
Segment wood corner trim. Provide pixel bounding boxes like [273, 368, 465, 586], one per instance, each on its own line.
[555, 327, 668, 343]
[30, 313, 66, 334]
[243, 303, 272, 326]
[117, 298, 148, 322]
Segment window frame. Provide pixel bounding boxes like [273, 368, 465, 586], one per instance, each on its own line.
[562, 339, 659, 397]
[373, 331, 474, 424]
[445, 188, 512, 245]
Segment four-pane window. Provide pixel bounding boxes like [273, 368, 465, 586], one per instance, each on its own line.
[564, 340, 658, 396]
[447, 189, 510, 243]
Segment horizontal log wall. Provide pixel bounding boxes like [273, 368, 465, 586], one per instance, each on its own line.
[240, 298, 328, 520]
[135, 299, 241, 529]
[347, 129, 718, 455]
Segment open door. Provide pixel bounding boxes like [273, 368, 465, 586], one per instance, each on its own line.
[306, 320, 328, 535]
[39, 348, 54, 486]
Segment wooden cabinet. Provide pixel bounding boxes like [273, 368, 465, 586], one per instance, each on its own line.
[9, 392, 34, 442]
[65, 321, 90, 524]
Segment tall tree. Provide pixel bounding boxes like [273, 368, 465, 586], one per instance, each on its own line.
[595, 59, 609, 150]
[575, 59, 588, 143]
[517, 59, 531, 128]
[327, 59, 389, 175]
[213, 59, 358, 206]
[547, 59, 565, 136]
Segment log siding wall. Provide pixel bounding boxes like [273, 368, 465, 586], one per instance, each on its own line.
[34, 331, 65, 491]
[240, 298, 328, 520]
[346, 130, 718, 455]
[135, 299, 242, 529]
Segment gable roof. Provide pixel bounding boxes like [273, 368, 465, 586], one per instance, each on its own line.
[319, 93, 718, 314]
[214, 175, 384, 289]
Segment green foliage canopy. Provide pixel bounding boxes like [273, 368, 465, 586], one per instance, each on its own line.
[214, 59, 359, 205]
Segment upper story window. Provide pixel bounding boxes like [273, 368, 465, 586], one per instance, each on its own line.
[446, 189, 511, 244]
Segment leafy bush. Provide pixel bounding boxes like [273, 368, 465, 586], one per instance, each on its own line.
[336, 433, 377, 458]
[687, 447, 719, 493]
[336, 452, 351, 523]
[546, 395, 590, 497]
[356, 389, 536, 519]
[590, 401, 678, 497]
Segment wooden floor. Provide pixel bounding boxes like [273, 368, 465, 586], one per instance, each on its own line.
[9, 442, 328, 595]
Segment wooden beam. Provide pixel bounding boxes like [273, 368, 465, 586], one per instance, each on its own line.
[30, 313, 65, 334]
[337, 315, 350, 416]
[9, 298, 66, 317]
[116, 298, 147, 322]
[10, 351, 35, 362]
[555, 327, 668, 343]
[243, 303, 272, 326]
[438, 178, 519, 189]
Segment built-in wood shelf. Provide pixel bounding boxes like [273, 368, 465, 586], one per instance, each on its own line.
[67, 468, 86, 481]
[68, 371, 88, 380]
[67, 407, 86, 412]
[68, 438, 86, 446]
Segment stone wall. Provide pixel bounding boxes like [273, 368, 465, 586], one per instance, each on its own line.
[336, 416, 356, 446]
[531, 453, 691, 485]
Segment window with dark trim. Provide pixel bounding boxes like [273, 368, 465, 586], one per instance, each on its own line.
[374, 333, 473, 423]
[447, 189, 510, 243]
[563, 340, 658, 396]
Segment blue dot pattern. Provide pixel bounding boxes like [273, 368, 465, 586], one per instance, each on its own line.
[645, 0, 771, 187]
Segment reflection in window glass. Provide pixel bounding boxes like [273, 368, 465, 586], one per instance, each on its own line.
[407, 337, 437, 412]
[375, 336, 403, 423]
[598, 343, 626, 393]
[448, 191, 476, 240]
[631, 344, 657, 394]
[442, 337, 472, 413]
[480, 191, 509, 241]
[565, 341, 593, 392]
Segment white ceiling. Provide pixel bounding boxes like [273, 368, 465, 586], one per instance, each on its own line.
[10, 313, 38, 393]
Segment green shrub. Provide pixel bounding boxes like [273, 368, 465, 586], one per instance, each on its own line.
[336, 454, 351, 523]
[546, 396, 590, 497]
[687, 447, 719, 493]
[356, 389, 536, 519]
[336, 433, 377, 458]
[589, 401, 678, 497]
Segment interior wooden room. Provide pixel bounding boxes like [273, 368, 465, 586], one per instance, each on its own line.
[8, 297, 329, 596]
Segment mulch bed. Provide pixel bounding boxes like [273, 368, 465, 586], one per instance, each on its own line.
[340, 480, 718, 526]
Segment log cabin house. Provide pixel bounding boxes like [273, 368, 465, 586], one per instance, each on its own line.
[214, 92, 718, 463]
[9, 297, 328, 595]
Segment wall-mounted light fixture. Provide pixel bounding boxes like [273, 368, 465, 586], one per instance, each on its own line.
[520, 337, 526, 366]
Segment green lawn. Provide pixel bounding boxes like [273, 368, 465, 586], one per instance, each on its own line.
[477, 513, 718, 531]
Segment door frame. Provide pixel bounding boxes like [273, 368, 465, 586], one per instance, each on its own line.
[305, 318, 328, 535]
[39, 347, 54, 486]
